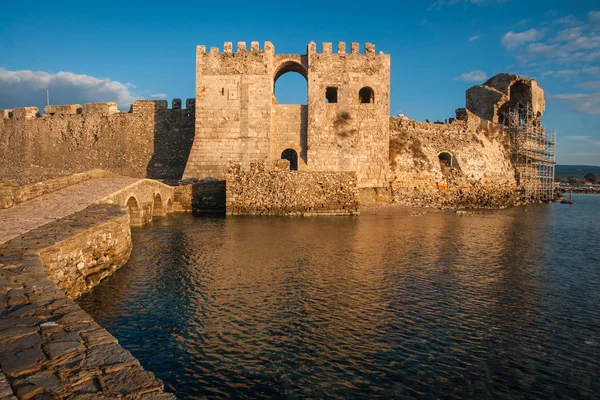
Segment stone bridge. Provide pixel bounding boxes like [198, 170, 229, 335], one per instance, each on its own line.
[0, 178, 175, 245]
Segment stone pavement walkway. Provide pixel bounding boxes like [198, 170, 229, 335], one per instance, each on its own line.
[0, 177, 140, 245]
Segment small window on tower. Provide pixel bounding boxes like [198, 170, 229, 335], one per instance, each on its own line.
[359, 87, 375, 103]
[325, 87, 338, 103]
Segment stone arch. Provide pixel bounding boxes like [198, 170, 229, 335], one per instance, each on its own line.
[359, 87, 375, 104]
[152, 193, 164, 217]
[273, 60, 308, 105]
[166, 197, 173, 213]
[281, 148, 299, 171]
[126, 196, 142, 227]
[438, 152, 462, 175]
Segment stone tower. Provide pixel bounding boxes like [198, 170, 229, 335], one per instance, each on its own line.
[183, 41, 391, 188]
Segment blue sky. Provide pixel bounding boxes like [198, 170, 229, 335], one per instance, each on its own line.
[1, 0, 599, 165]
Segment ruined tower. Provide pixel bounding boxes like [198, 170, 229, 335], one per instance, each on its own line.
[182, 41, 391, 188]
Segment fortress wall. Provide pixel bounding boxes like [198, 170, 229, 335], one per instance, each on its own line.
[389, 111, 518, 208]
[0, 99, 194, 185]
[306, 42, 390, 189]
[226, 162, 359, 216]
[183, 42, 275, 180]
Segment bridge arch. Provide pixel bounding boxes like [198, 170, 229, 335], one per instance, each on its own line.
[126, 196, 143, 227]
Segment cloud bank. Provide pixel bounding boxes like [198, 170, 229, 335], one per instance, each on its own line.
[0, 68, 137, 111]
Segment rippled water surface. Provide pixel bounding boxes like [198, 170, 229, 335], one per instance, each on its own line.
[77, 195, 600, 399]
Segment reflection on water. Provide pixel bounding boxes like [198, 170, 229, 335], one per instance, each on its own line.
[78, 195, 600, 399]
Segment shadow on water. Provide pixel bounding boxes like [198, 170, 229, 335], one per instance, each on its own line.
[77, 196, 600, 399]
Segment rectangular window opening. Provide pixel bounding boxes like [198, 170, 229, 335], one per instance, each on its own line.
[325, 87, 338, 103]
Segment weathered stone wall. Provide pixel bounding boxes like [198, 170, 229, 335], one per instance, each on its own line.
[226, 162, 359, 216]
[183, 42, 275, 181]
[389, 111, 518, 208]
[183, 41, 390, 189]
[0, 204, 174, 399]
[306, 42, 390, 188]
[39, 211, 132, 299]
[0, 99, 194, 185]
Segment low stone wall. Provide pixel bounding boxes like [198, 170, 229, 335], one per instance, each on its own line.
[0, 204, 174, 399]
[39, 212, 132, 300]
[226, 163, 359, 216]
[1, 170, 118, 209]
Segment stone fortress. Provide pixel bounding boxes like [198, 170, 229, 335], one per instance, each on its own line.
[0, 41, 554, 214]
[0, 41, 556, 399]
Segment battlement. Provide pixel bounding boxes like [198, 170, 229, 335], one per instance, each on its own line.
[307, 41, 381, 55]
[196, 41, 384, 56]
[0, 107, 39, 120]
[44, 104, 83, 115]
[197, 41, 275, 55]
[2, 98, 195, 122]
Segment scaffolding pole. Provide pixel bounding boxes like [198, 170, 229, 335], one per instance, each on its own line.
[505, 106, 556, 201]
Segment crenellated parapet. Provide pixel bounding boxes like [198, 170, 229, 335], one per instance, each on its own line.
[197, 41, 275, 55]
[0, 97, 196, 183]
[306, 41, 383, 56]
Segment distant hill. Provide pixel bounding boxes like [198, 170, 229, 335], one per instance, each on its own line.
[555, 165, 600, 179]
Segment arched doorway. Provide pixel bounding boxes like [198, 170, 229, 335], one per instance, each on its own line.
[281, 149, 298, 171]
[438, 152, 453, 168]
[273, 61, 308, 105]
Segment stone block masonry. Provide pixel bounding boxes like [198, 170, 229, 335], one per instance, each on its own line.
[0, 99, 195, 185]
[184, 41, 390, 189]
[226, 162, 359, 216]
[0, 204, 175, 399]
[388, 110, 518, 208]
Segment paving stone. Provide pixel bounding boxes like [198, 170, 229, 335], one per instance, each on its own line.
[142, 391, 178, 399]
[43, 341, 82, 360]
[0, 327, 39, 344]
[0, 370, 17, 400]
[0, 347, 45, 378]
[80, 329, 118, 348]
[13, 384, 43, 400]
[20, 371, 63, 396]
[81, 343, 138, 370]
[98, 366, 163, 396]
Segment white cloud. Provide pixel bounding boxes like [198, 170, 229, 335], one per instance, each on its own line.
[0, 68, 137, 111]
[584, 66, 600, 76]
[574, 81, 600, 90]
[469, 35, 482, 42]
[501, 29, 544, 49]
[150, 93, 167, 99]
[541, 69, 579, 78]
[549, 92, 600, 114]
[553, 15, 580, 26]
[555, 27, 583, 42]
[453, 70, 488, 82]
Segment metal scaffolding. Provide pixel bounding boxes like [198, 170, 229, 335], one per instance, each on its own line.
[504, 106, 556, 201]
